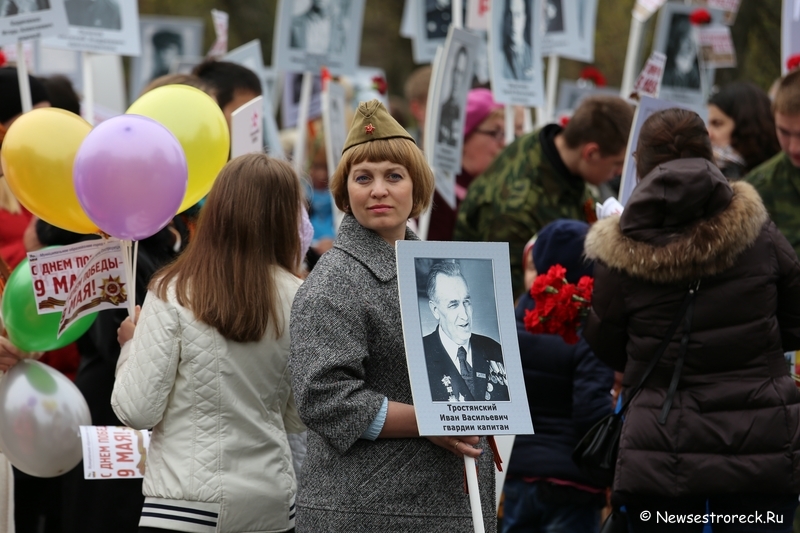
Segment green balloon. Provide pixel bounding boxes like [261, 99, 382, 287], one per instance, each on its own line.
[1, 257, 97, 352]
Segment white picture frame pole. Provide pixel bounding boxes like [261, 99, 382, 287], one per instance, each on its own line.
[16, 41, 32, 114]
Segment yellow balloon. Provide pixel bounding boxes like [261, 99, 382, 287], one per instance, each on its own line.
[0, 108, 97, 234]
[127, 85, 230, 213]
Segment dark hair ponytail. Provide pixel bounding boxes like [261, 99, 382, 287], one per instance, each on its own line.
[635, 108, 713, 180]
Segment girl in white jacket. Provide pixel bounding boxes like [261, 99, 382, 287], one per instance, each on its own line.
[112, 153, 306, 533]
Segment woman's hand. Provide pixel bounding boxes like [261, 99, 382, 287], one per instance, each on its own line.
[0, 337, 26, 373]
[117, 306, 141, 347]
[427, 435, 482, 459]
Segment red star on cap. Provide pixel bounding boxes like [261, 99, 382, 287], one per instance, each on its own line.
[365, 123, 375, 134]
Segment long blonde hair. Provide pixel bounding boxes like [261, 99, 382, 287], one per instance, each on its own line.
[0, 178, 21, 215]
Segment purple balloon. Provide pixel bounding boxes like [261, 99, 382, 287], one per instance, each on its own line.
[73, 115, 188, 241]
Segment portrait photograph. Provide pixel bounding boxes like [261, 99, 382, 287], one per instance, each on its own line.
[415, 258, 508, 403]
[567, 0, 599, 62]
[489, 0, 544, 107]
[43, 0, 140, 57]
[428, 26, 480, 176]
[653, 3, 719, 108]
[396, 240, 534, 437]
[65, 0, 119, 30]
[128, 15, 203, 102]
[0, 0, 67, 46]
[410, 0, 466, 64]
[273, 0, 365, 77]
[540, 0, 579, 56]
[500, 0, 534, 82]
[543, 0, 564, 33]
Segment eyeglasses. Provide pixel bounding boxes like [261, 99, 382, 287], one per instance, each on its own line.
[473, 129, 505, 143]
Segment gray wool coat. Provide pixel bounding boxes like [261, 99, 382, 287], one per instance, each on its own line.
[289, 215, 497, 532]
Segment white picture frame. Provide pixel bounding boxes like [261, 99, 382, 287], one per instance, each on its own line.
[541, 0, 580, 57]
[128, 15, 203, 102]
[653, 2, 722, 108]
[42, 0, 141, 56]
[428, 26, 481, 176]
[0, 0, 68, 47]
[488, 0, 545, 107]
[396, 241, 534, 437]
[272, 0, 366, 76]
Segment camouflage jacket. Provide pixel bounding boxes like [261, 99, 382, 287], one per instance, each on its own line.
[745, 152, 800, 258]
[454, 126, 593, 298]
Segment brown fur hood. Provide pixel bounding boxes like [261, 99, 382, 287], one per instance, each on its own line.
[585, 180, 767, 284]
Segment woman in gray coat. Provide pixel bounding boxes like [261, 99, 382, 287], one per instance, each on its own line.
[289, 100, 498, 532]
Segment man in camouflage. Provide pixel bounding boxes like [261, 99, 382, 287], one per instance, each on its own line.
[746, 69, 800, 258]
[454, 96, 634, 298]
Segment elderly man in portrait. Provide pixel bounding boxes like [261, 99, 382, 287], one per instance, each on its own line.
[423, 261, 509, 402]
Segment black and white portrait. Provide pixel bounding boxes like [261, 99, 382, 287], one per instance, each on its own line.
[438, 45, 469, 147]
[396, 240, 532, 436]
[129, 16, 203, 102]
[151, 29, 182, 80]
[544, 0, 564, 33]
[274, 0, 365, 77]
[426, 0, 452, 39]
[662, 13, 701, 90]
[417, 260, 509, 403]
[64, 0, 120, 30]
[502, 0, 533, 81]
[290, 0, 349, 55]
[0, 0, 49, 16]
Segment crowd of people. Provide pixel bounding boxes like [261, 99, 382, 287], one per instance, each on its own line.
[0, 27, 799, 533]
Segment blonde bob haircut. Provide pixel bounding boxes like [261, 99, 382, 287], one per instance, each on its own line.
[330, 137, 435, 219]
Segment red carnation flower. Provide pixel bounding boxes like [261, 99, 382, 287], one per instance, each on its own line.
[371, 75, 388, 96]
[0, 50, 6, 68]
[559, 115, 570, 127]
[579, 66, 606, 87]
[524, 265, 594, 345]
[788, 54, 800, 72]
[689, 8, 712, 25]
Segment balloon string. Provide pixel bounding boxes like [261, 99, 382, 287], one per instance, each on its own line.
[131, 241, 138, 321]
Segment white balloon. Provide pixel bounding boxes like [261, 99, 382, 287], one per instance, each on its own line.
[0, 360, 91, 477]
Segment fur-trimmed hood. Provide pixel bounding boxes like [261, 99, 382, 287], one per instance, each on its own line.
[585, 160, 768, 284]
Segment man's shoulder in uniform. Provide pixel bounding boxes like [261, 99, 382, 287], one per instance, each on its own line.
[745, 151, 795, 189]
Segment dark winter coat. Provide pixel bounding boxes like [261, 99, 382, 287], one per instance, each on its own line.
[584, 158, 800, 501]
[509, 292, 614, 488]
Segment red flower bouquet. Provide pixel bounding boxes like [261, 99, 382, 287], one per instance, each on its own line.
[523, 265, 593, 345]
[689, 8, 712, 26]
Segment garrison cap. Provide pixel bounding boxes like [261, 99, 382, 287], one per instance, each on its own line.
[342, 99, 415, 154]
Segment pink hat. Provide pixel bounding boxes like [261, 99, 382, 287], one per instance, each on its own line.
[463, 88, 503, 138]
